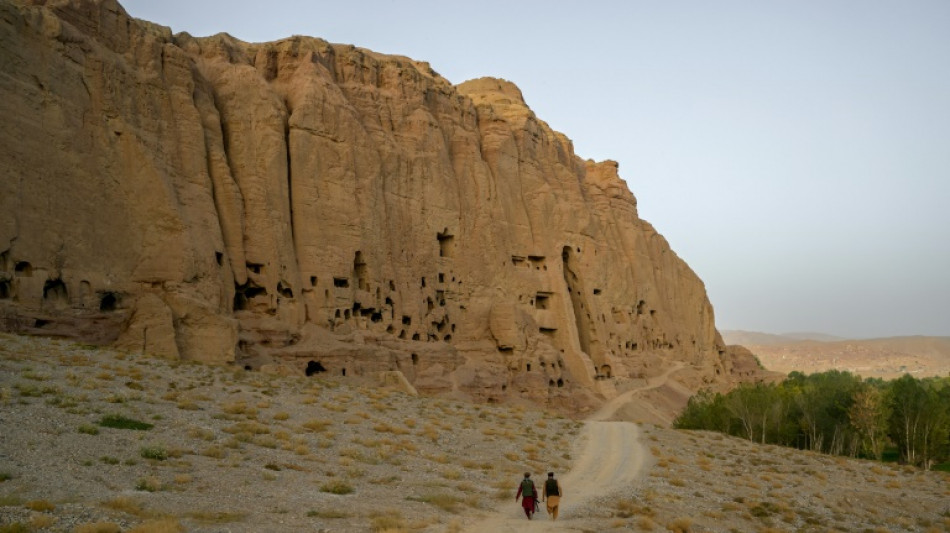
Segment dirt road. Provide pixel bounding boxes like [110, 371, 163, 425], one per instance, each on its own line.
[460, 365, 684, 532]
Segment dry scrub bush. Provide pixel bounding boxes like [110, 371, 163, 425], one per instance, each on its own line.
[27, 514, 55, 530]
[74, 523, 122, 533]
[201, 445, 226, 458]
[667, 517, 693, 532]
[186, 511, 247, 524]
[127, 519, 184, 533]
[302, 419, 332, 432]
[187, 427, 215, 441]
[307, 509, 349, 519]
[135, 476, 164, 492]
[320, 478, 354, 494]
[101, 496, 146, 516]
[636, 516, 657, 531]
[407, 492, 462, 513]
[24, 499, 54, 512]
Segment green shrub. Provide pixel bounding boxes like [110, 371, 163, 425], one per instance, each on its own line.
[78, 423, 100, 435]
[140, 445, 168, 461]
[99, 414, 153, 431]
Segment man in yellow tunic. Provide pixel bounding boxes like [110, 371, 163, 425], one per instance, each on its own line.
[543, 472, 563, 520]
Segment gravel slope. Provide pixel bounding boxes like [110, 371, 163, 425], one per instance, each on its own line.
[2, 333, 949, 533]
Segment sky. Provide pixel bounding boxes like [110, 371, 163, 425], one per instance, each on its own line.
[121, 1, 950, 339]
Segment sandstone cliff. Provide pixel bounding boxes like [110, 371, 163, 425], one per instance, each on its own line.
[0, 0, 761, 413]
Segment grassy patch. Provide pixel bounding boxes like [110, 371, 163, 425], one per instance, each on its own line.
[78, 423, 100, 435]
[99, 414, 153, 431]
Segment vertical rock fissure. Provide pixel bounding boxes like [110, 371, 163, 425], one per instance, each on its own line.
[284, 121, 295, 246]
[562, 246, 591, 356]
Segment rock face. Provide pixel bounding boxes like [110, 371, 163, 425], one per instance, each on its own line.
[0, 0, 762, 413]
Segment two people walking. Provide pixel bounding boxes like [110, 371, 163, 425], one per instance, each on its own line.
[515, 472, 563, 520]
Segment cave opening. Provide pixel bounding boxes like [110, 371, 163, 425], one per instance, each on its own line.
[535, 292, 551, 310]
[99, 292, 118, 312]
[233, 281, 267, 311]
[305, 360, 327, 376]
[43, 279, 68, 306]
[277, 281, 293, 298]
[437, 229, 455, 258]
[15, 262, 32, 277]
[353, 251, 367, 290]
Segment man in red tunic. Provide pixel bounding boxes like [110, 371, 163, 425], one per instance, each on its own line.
[515, 472, 538, 519]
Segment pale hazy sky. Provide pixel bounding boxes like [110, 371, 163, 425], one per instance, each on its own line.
[121, 1, 950, 339]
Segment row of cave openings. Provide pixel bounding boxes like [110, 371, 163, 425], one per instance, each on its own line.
[0, 253, 121, 313]
[302, 352, 420, 378]
[233, 230, 460, 344]
[521, 357, 570, 388]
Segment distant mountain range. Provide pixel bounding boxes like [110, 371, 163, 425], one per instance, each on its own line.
[721, 330, 845, 345]
[721, 330, 950, 379]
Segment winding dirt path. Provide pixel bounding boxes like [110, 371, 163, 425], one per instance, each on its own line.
[460, 364, 685, 532]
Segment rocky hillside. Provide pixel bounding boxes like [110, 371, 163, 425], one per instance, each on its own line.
[726, 333, 950, 380]
[0, 0, 764, 414]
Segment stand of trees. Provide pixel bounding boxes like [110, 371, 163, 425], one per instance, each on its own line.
[674, 371, 950, 470]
